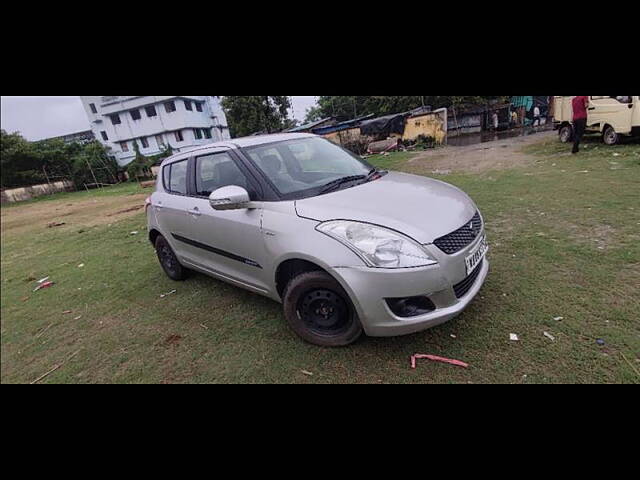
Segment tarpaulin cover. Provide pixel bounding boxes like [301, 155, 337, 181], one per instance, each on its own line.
[359, 113, 408, 137]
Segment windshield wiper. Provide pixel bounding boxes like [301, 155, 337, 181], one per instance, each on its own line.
[319, 175, 367, 194]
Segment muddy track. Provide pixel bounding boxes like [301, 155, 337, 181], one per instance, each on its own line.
[405, 130, 556, 175]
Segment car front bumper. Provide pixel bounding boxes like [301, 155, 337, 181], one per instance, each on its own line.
[331, 237, 489, 337]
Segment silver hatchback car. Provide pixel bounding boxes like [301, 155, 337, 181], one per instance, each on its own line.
[147, 133, 488, 346]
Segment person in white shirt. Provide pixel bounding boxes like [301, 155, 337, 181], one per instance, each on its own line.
[533, 106, 541, 126]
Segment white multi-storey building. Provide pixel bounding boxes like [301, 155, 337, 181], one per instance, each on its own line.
[80, 96, 230, 166]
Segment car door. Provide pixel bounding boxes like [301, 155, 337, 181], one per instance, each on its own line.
[589, 96, 633, 134]
[152, 158, 194, 263]
[178, 150, 270, 294]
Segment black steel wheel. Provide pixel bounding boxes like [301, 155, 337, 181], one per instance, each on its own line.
[155, 235, 188, 281]
[283, 271, 362, 346]
[603, 125, 618, 145]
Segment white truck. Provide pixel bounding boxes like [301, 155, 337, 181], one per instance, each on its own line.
[553, 96, 640, 145]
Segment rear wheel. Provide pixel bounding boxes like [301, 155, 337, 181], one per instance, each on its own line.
[603, 125, 619, 145]
[559, 124, 573, 143]
[283, 271, 362, 347]
[155, 235, 188, 281]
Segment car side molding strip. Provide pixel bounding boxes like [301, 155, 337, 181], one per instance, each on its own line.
[171, 233, 263, 269]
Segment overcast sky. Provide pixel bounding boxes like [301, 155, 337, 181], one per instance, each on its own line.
[0, 96, 318, 141]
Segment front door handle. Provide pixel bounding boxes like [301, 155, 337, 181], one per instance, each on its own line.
[187, 207, 201, 217]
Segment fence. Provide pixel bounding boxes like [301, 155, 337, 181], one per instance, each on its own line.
[1, 180, 75, 204]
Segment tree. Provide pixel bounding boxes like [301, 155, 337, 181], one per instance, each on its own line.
[126, 141, 152, 180]
[220, 96, 293, 137]
[1, 129, 41, 188]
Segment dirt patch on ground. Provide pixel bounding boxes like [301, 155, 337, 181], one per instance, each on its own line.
[404, 131, 556, 175]
[0, 193, 148, 236]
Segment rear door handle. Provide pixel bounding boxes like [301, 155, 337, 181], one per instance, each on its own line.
[187, 207, 201, 217]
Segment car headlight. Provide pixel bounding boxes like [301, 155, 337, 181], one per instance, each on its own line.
[316, 220, 438, 268]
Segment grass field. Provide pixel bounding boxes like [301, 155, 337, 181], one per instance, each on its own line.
[2, 134, 639, 383]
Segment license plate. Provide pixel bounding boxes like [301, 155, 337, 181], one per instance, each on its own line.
[465, 235, 488, 275]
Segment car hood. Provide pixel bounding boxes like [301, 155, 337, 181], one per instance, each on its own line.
[295, 171, 477, 244]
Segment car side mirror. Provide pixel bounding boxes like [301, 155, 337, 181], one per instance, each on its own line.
[209, 185, 250, 211]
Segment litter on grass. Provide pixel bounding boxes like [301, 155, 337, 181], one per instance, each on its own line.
[160, 289, 177, 298]
[510, 333, 519, 341]
[554, 316, 564, 321]
[596, 338, 606, 346]
[78, 264, 84, 268]
[37, 277, 49, 284]
[47, 222, 66, 228]
[543, 331, 556, 342]
[62, 310, 72, 314]
[130, 231, 139, 235]
[33, 281, 54, 292]
[301, 370, 314, 376]
[411, 354, 469, 369]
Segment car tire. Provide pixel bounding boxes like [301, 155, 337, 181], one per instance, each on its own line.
[283, 271, 363, 347]
[603, 125, 618, 145]
[155, 234, 188, 281]
[559, 124, 573, 143]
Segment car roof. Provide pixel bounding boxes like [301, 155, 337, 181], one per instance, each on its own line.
[160, 132, 317, 166]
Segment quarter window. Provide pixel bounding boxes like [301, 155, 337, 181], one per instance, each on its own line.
[195, 153, 249, 196]
[166, 160, 188, 195]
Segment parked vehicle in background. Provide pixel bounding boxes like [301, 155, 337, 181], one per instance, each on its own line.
[553, 96, 639, 145]
[146, 133, 489, 346]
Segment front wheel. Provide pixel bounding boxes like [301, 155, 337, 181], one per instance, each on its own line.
[283, 271, 363, 347]
[559, 124, 573, 143]
[603, 126, 619, 145]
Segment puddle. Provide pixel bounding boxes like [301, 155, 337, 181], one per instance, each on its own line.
[447, 125, 554, 147]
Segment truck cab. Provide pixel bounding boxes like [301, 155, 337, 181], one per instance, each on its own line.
[553, 96, 639, 145]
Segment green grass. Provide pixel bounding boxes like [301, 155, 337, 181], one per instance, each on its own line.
[1, 137, 639, 383]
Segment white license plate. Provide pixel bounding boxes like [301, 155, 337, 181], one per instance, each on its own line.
[465, 235, 488, 275]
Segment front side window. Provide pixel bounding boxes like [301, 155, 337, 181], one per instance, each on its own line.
[145, 105, 157, 117]
[167, 160, 188, 195]
[195, 153, 249, 196]
[244, 137, 372, 198]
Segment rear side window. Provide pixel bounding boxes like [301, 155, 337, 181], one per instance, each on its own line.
[195, 153, 248, 196]
[163, 159, 188, 195]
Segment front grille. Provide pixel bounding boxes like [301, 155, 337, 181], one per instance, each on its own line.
[453, 259, 484, 299]
[433, 211, 482, 254]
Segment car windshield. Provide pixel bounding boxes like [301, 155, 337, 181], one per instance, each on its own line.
[242, 137, 374, 199]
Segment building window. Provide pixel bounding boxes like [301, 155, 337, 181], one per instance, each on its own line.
[194, 128, 203, 140]
[110, 114, 121, 125]
[120, 141, 129, 152]
[165, 101, 176, 113]
[203, 128, 212, 139]
[175, 130, 184, 142]
[130, 109, 141, 121]
[100, 131, 108, 141]
[184, 100, 192, 111]
[140, 137, 149, 149]
[155, 134, 165, 147]
[89, 103, 97, 114]
[145, 105, 157, 117]
[195, 101, 203, 112]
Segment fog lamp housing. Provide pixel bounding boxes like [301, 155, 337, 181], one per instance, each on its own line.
[385, 296, 436, 318]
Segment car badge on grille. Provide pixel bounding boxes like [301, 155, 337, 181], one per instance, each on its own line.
[468, 221, 474, 230]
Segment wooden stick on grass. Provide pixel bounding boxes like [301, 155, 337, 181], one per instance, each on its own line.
[30, 350, 80, 384]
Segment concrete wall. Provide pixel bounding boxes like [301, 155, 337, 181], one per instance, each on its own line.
[1, 180, 74, 204]
[403, 109, 447, 144]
